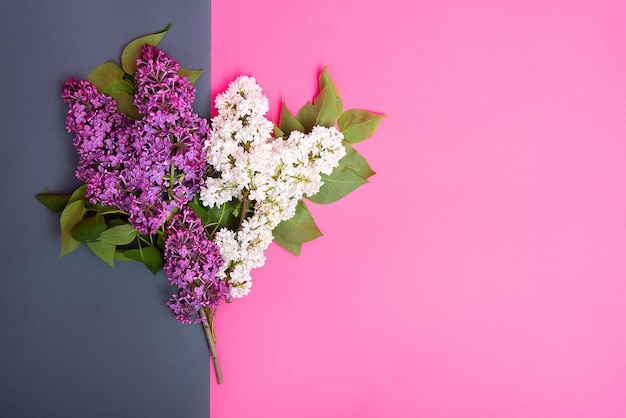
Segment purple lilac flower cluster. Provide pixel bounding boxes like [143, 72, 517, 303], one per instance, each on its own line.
[61, 45, 209, 234]
[164, 206, 231, 324]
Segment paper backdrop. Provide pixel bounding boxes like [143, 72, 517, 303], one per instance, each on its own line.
[2, 1, 625, 416]
[210, 0, 626, 417]
[0, 1, 213, 416]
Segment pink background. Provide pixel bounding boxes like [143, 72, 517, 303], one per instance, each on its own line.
[209, 1, 626, 416]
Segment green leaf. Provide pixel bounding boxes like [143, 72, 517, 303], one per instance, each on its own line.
[318, 67, 333, 90]
[99, 224, 138, 245]
[188, 199, 210, 226]
[106, 218, 128, 228]
[278, 102, 305, 136]
[121, 23, 171, 75]
[102, 79, 135, 97]
[277, 240, 303, 256]
[178, 67, 204, 84]
[87, 62, 138, 118]
[205, 200, 241, 232]
[312, 68, 343, 127]
[59, 200, 86, 257]
[71, 213, 107, 242]
[124, 247, 164, 275]
[114, 250, 134, 261]
[86, 240, 116, 267]
[86, 62, 134, 95]
[338, 109, 385, 144]
[272, 201, 322, 256]
[306, 141, 375, 204]
[69, 184, 87, 204]
[111, 93, 140, 119]
[274, 123, 284, 138]
[36, 190, 70, 212]
[296, 102, 315, 132]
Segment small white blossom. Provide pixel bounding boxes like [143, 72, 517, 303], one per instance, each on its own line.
[202, 76, 346, 298]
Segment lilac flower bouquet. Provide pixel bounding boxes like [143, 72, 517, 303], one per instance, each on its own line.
[37, 25, 384, 384]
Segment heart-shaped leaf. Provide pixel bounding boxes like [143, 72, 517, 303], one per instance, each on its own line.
[86, 240, 116, 267]
[273, 201, 322, 256]
[36, 190, 70, 213]
[296, 102, 315, 132]
[99, 224, 138, 245]
[121, 23, 171, 75]
[312, 68, 343, 127]
[111, 93, 140, 119]
[69, 184, 87, 204]
[124, 247, 164, 275]
[178, 67, 204, 84]
[274, 123, 285, 138]
[279, 102, 305, 136]
[71, 213, 107, 242]
[59, 200, 86, 257]
[338, 109, 385, 143]
[306, 141, 375, 204]
[87, 62, 130, 94]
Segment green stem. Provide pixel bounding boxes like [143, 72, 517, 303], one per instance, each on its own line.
[99, 209, 130, 216]
[199, 308, 223, 385]
[239, 197, 250, 226]
[208, 204, 228, 239]
[138, 235, 153, 248]
[137, 239, 144, 259]
[209, 308, 218, 341]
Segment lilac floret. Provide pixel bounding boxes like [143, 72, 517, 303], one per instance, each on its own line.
[134, 44, 196, 116]
[164, 207, 230, 324]
[62, 45, 210, 235]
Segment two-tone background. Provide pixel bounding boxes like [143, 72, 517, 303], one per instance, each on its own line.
[2, 1, 626, 417]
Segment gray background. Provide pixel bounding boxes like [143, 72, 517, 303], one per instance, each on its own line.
[0, 1, 213, 416]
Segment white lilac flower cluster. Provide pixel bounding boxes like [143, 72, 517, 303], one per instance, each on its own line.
[200, 76, 346, 298]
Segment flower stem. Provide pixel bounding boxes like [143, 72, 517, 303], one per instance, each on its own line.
[239, 197, 250, 225]
[199, 308, 223, 385]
